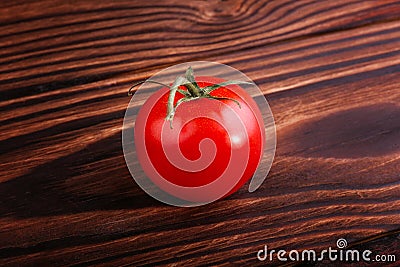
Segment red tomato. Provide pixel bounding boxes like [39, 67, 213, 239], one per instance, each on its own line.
[134, 76, 264, 203]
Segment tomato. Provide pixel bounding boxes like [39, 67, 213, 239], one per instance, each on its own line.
[134, 69, 264, 203]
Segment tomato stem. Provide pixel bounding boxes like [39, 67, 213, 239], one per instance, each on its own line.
[128, 67, 253, 129]
[185, 83, 201, 97]
[128, 80, 171, 96]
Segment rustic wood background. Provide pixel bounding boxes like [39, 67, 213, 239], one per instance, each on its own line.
[0, 0, 399, 266]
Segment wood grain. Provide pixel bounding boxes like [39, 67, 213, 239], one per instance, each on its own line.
[0, 0, 399, 266]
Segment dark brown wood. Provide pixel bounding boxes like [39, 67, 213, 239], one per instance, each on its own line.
[0, 0, 399, 266]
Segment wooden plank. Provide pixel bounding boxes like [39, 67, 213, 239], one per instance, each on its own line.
[0, 0, 399, 266]
[1, 0, 400, 95]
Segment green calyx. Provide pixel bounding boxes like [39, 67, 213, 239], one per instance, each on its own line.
[127, 66, 253, 129]
[165, 67, 252, 128]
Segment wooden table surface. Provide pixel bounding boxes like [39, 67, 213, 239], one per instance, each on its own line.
[1, 0, 399, 266]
